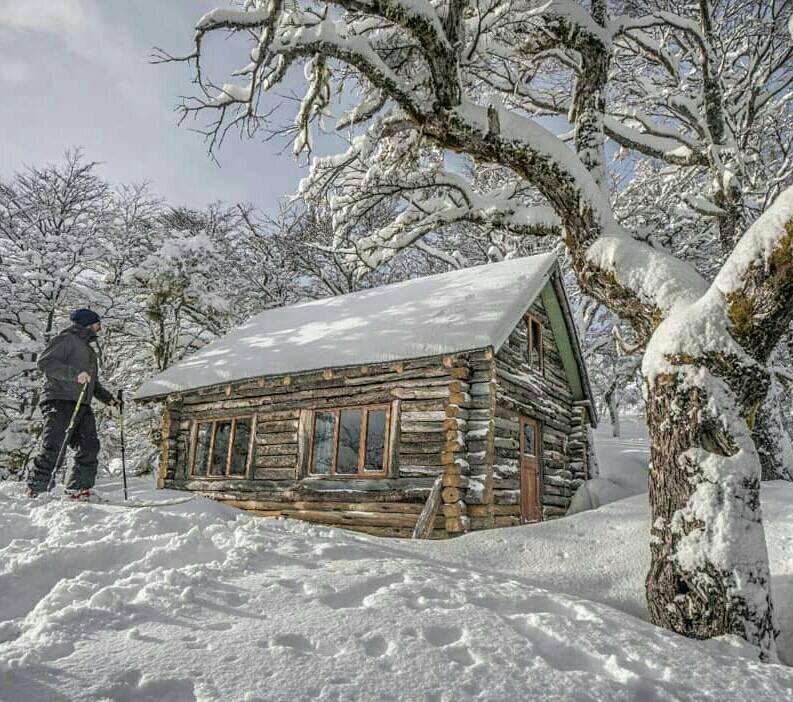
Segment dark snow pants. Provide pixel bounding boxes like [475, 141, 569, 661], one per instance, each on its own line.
[28, 400, 99, 494]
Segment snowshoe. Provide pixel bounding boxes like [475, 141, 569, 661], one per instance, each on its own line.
[65, 488, 101, 502]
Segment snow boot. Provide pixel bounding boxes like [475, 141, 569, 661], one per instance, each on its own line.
[65, 488, 98, 502]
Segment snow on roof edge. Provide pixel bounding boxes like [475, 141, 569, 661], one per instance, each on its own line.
[133, 345, 497, 403]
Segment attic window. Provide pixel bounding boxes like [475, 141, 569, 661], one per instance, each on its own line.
[309, 405, 390, 478]
[190, 417, 255, 478]
[526, 314, 544, 373]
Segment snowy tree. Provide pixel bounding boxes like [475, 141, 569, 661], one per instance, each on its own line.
[163, 0, 793, 657]
[0, 152, 113, 478]
[257, 197, 450, 296]
[605, 0, 793, 479]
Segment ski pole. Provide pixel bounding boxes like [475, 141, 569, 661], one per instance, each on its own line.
[118, 389, 128, 501]
[46, 382, 88, 493]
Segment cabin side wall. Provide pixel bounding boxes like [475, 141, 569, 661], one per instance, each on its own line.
[483, 296, 583, 526]
[158, 354, 487, 538]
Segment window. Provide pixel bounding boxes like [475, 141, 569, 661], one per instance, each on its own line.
[526, 314, 544, 373]
[190, 416, 255, 478]
[309, 405, 390, 477]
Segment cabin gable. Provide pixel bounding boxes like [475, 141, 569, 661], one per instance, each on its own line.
[485, 278, 593, 525]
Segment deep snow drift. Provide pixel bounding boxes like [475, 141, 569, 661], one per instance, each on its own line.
[1, 420, 792, 701]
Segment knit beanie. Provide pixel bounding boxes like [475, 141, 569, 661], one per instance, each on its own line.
[69, 308, 101, 327]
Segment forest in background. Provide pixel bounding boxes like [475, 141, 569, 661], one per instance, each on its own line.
[1, 149, 633, 480]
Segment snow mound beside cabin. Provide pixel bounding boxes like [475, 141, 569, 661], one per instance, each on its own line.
[1, 473, 792, 700]
[568, 418, 651, 514]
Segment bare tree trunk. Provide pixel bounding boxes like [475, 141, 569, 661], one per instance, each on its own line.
[605, 379, 621, 438]
[645, 365, 778, 659]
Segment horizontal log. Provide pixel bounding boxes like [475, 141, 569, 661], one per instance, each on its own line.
[256, 455, 297, 468]
[255, 444, 298, 457]
[468, 383, 493, 397]
[248, 409, 300, 421]
[257, 419, 299, 433]
[398, 452, 456, 466]
[179, 354, 485, 406]
[344, 525, 439, 539]
[254, 467, 298, 480]
[400, 399, 448, 412]
[494, 437, 519, 450]
[398, 466, 445, 478]
[494, 490, 520, 505]
[173, 483, 436, 505]
[544, 506, 568, 518]
[403, 411, 446, 422]
[493, 516, 521, 527]
[223, 499, 427, 514]
[542, 494, 571, 507]
[399, 440, 463, 454]
[190, 363, 451, 401]
[492, 479, 520, 490]
[467, 504, 520, 517]
[391, 387, 449, 400]
[247, 508, 443, 529]
[400, 421, 448, 434]
[256, 432, 298, 445]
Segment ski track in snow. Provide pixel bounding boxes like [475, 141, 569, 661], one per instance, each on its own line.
[1, 420, 792, 701]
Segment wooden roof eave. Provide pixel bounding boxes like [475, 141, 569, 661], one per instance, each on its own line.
[546, 270, 598, 427]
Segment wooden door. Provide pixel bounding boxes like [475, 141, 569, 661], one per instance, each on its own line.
[519, 416, 542, 523]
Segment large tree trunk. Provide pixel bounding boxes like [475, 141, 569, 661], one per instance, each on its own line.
[645, 364, 778, 660]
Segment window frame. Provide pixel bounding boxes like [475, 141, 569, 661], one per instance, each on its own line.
[526, 313, 545, 374]
[307, 404, 391, 479]
[189, 415, 256, 479]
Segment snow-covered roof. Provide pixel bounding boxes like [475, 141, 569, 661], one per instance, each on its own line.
[134, 254, 558, 400]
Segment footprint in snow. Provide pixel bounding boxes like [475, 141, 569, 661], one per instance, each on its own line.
[205, 621, 233, 631]
[258, 632, 317, 654]
[422, 624, 463, 647]
[92, 669, 196, 702]
[445, 645, 477, 667]
[318, 572, 403, 610]
[361, 633, 389, 658]
[421, 625, 477, 667]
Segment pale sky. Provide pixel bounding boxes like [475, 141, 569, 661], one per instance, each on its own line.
[0, 0, 346, 210]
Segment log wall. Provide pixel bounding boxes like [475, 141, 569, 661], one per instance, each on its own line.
[160, 355, 476, 538]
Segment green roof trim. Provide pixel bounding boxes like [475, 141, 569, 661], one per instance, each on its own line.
[540, 281, 585, 402]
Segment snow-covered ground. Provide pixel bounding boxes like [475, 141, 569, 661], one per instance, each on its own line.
[1, 419, 792, 701]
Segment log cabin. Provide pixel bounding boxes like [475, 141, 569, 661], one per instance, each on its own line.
[133, 254, 597, 538]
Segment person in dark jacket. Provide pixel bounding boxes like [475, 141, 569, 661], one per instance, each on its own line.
[28, 309, 118, 498]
